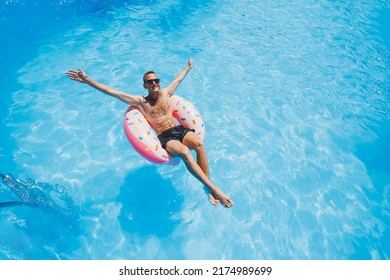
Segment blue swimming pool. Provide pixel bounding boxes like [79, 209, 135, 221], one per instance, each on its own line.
[1, 0, 389, 260]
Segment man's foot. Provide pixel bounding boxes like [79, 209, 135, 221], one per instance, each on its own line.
[209, 192, 220, 206]
[210, 191, 234, 208]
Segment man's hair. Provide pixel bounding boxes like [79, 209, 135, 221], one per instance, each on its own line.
[143, 71, 155, 83]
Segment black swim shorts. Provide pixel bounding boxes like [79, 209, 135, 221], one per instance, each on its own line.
[158, 125, 195, 148]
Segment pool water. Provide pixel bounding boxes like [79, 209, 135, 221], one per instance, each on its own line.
[0, 0, 389, 260]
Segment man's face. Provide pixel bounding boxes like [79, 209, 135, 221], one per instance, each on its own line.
[143, 73, 160, 93]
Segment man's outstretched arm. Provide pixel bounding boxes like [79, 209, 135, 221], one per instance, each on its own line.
[66, 68, 141, 106]
[164, 57, 195, 96]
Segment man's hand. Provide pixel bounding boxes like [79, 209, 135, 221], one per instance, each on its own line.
[66, 68, 89, 83]
[188, 57, 195, 69]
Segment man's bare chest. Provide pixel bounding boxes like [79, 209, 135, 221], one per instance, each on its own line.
[143, 97, 171, 117]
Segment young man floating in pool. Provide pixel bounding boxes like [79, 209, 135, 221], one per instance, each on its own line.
[66, 58, 234, 208]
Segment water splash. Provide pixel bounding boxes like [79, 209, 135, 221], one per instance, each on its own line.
[0, 172, 76, 219]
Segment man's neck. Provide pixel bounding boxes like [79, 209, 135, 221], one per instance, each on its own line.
[145, 92, 158, 101]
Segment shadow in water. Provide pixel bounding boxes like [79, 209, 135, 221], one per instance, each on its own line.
[0, 201, 35, 208]
[116, 165, 183, 238]
[354, 121, 390, 259]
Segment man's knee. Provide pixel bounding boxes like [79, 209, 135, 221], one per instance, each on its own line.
[192, 138, 205, 152]
[176, 145, 192, 159]
[183, 133, 204, 150]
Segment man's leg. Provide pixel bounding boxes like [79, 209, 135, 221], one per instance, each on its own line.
[165, 139, 233, 208]
[182, 132, 219, 204]
[182, 132, 209, 177]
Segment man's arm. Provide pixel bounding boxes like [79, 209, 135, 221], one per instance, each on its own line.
[66, 68, 141, 106]
[163, 58, 194, 96]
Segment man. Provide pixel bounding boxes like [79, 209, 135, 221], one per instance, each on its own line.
[66, 58, 234, 208]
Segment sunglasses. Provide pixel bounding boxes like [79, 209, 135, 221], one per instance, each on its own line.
[144, 78, 160, 85]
